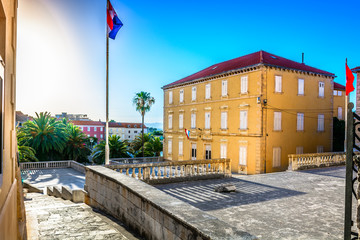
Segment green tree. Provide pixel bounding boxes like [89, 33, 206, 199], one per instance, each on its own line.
[92, 135, 130, 164]
[64, 123, 91, 163]
[17, 130, 38, 162]
[19, 112, 68, 160]
[144, 137, 163, 157]
[333, 117, 345, 152]
[133, 91, 155, 157]
[130, 133, 154, 157]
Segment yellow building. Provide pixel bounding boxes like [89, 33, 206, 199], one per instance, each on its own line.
[162, 51, 335, 174]
[332, 82, 345, 120]
[0, 0, 27, 239]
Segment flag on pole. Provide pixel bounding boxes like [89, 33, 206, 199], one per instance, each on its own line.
[107, 0, 123, 39]
[185, 129, 190, 139]
[346, 60, 355, 96]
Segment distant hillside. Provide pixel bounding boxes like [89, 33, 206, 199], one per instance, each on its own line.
[146, 122, 163, 130]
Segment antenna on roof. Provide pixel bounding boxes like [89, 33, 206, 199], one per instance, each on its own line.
[302, 53, 304, 64]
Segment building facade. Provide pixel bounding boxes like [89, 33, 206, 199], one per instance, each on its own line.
[0, 0, 27, 238]
[162, 51, 335, 174]
[109, 122, 147, 141]
[71, 120, 105, 142]
[55, 112, 90, 121]
[333, 82, 345, 120]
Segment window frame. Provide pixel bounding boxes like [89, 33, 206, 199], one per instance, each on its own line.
[179, 113, 183, 129]
[221, 111, 227, 130]
[192, 86, 197, 101]
[318, 82, 324, 97]
[191, 113, 196, 129]
[275, 76, 282, 93]
[169, 91, 173, 104]
[222, 80, 228, 96]
[298, 78, 304, 95]
[205, 83, 211, 99]
[317, 114, 324, 132]
[239, 146, 247, 166]
[179, 89, 184, 103]
[205, 112, 211, 129]
[239, 110, 248, 130]
[241, 76, 248, 94]
[273, 111, 282, 131]
[168, 114, 173, 129]
[297, 113, 304, 131]
[272, 147, 281, 167]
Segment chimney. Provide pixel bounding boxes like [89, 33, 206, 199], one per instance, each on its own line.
[302, 53, 304, 64]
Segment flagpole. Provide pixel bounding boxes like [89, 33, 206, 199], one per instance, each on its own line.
[344, 58, 348, 152]
[105, 0, 110, 165]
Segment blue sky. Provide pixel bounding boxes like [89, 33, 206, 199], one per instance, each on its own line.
[17, 0, 360, 125]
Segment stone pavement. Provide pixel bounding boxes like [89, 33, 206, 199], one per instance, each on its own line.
[156, 166, 356, 240]
[25, 193, 141, 240]
[21, 168, 85, 191]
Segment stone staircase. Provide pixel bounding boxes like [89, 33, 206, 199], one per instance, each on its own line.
[46, 185, 86, 203]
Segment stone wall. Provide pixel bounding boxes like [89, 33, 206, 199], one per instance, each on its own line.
[85, 166, 256, 240]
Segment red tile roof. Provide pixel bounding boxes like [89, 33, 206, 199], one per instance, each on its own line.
[71, 120, 104, 126]
[352, 66, 360, 73]
[108, 122, 147, 128]
[163, 51, 335, 88]
[333, 82, 345, 90]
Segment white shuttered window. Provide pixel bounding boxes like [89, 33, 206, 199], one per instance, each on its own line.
[240, 110, 248, 130]
[179, 140, 183, 156]
[241, 76, 248, 94]
[222, 80, 228, 96]
[319, 82, 324, 97]
[298, 79, 304, 95]
[192, 87, 196, 101]
[205, 112, 211, 129]
[205, 84, 211, 99]
[239, 146, 247, 165]
[296, 146, 303, 154]
[169, 91, 173, 104]
[275, 76, 282, 93]
[274, 112, 282, 131]
[179, 114, 183, 129]
[338, 107, 342, 120]
[168, 115, 173, 129]
[221, 112, 227, 130]
[168, 140, 172, 154]
[179, 89, 184, 103]
[318, 114, 324, 131]
[273, 147, 281, 167]
[220, 144, 227, 159]
[191, 113, 196, 129]
[297, 113, 304, 131]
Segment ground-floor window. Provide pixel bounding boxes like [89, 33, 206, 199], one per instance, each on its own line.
[205, 145, 211, 159]
[317, 146, 324, 153]
[296, 146, 303, 154]
[220, 144, 227, 159]
[239, 146, 247, 165]
[191, 143, 197, 160]
[273, 147, 281, 167]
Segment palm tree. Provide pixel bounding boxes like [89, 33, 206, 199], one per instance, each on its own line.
[133, 91, 155, 157]
[20, 112, 68, 160]
[92, 135, 130, 164]
[17, 130, 38, 162]
[64, 123, 91, 163]
[144, 137, 163, 157]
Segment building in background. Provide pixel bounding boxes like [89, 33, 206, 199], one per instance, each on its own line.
[0, 0, 27, 238]
[55, 112, 90, 121]
[162, 51, 335, 174]
[16, 111, 31, 127]
[333, 82, 345, 120]
[109, 122, 147, 141]
[71, 120, 105, 142]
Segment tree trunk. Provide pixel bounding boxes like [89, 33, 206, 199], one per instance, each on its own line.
[142, 114, 144, 158]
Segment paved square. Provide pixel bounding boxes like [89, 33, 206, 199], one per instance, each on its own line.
[155, 166, 356, 239]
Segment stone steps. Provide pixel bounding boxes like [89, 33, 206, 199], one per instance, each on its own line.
[46, 185, 86, 203]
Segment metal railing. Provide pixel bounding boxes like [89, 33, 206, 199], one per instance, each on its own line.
[106, 158, 231, 184]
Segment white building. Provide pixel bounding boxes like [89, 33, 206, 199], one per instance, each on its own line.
[109, 122, 148, 141]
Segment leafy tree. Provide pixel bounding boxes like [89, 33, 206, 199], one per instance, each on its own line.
[92, 135, 130, 164]
[144, 137, 163, 157]
[64, 123, 91, 163]
[133, 91, 155, 157]
[17, 130, 38, 162]
[333, 117, 345, 151]
[19, 112, 68, 160]
[130, 133, 154, 157]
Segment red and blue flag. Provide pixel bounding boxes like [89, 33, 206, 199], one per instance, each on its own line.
[185, 129, 190, 139]
[107, 0, 123, 40]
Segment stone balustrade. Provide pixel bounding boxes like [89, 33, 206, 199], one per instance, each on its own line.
[106, 158, 231, 184]
[288, 152, 355, 170]
[20, 160, 86, 173]
[110, 156, 164, 165]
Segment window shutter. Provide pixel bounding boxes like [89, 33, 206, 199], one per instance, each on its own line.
[240, 110, 248, 130]
[222, 80, 228, 96]
[191, 113, 196, 129]
[297, 113, 304, 131]
[205, 112, 211, 129]
[169, 91, 173, 104]
[192, 87, 196, 101]
[273, 147, 281, 167]
[206, 84, 211, 99]
[168, 140, 172, 154]
[319, 82, 324, 97]
[221, 112, 227, 129]
[275, 76, 282, 93]
[338, 107, 342, 119]
[221, 144, 227, 159]
[179, 114, 183, 129]
[168, 115, 172, 129]
[318, 114, 324, 131]
[296, 146, 303, 154]
[298, 79, 304, 95]
[241, 76, 248, 94]
[239, 146, 247, 165]
[274, 112, 282, 131]
[179, 141, 183, 156]
[179, 89, 184, 103]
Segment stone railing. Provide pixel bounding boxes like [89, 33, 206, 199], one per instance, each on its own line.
[288, 152, 353, 170]
[85, 166, 255, 239]
[110, 156, 164, 165]
[20, 160, 86, 173]
[106, 158, 231, 184]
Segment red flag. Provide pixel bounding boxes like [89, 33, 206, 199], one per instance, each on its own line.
[346, 61, 355, 96]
